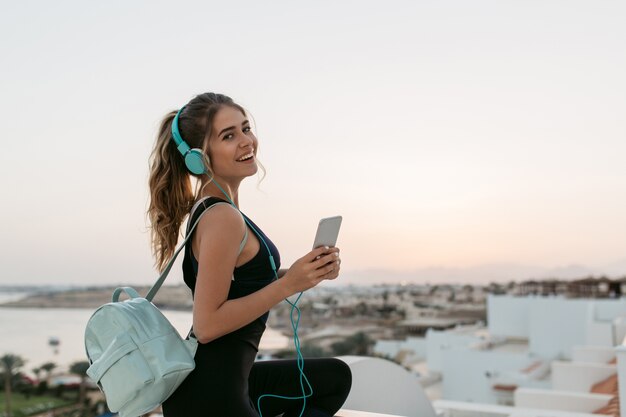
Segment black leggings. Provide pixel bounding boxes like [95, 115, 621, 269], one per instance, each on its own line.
[162, 321, 352, 417]
[249, 358, 352, 417]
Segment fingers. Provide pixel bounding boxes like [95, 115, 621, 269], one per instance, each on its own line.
[313, 251, 338, 269]
[312, 247, 340, 278]
[306, 246, 333, 262]
[322, 258, 341, 280]
[312, 246, 340, 261]
[287, 247, 341, 293]
[317, 251, 341, 273]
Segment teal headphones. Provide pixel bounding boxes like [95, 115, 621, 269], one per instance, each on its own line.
[171, 105, 313, 417]
[171, 106, 207, 175]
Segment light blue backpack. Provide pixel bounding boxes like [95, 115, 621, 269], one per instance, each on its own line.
[84, 199, 245, 417]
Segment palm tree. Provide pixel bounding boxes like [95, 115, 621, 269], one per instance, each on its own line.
[40, 362, 57, 383]
[32, 367, 42, 386]
[69, 361, 90, 414]
[1, 353, 26, 417]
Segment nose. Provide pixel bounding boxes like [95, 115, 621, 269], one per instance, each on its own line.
[240, 131, 255, 147]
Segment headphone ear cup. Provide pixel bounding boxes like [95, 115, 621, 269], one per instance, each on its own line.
[185, 149, 207, 175]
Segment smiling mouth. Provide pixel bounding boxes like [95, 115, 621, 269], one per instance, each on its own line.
[237, 152, 255, 162]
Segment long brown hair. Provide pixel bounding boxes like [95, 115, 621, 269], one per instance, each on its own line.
[147, 93, 247, 272]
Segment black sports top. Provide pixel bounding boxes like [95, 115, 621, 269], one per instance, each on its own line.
[182, 197, 281, 323]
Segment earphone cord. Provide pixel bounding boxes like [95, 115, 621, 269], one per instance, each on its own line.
[211, 180, 313, 417]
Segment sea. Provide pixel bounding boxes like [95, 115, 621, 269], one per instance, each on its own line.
[0, 292, 290, 373]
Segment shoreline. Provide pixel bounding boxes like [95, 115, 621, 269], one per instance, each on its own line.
[0, 285, 194, 310]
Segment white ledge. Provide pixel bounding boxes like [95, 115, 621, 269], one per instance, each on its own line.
[337, 410, 407, 417]
[434, 399, 605, 417]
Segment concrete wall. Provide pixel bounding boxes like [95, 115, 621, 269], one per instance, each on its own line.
[551, 361, 616, 392]
[529, 299, 597, 359]
[585, 320, 614, 347]
[488, 296, 626, 358]
[487, 295, 534, 338]
[614, 317, 626, 345]
[572, 345, 615, 364]
[515, 388, 612, 414]
[440, 347, 532, 403]
[426, 329, 482, 373]
[592, 299, 626, 322]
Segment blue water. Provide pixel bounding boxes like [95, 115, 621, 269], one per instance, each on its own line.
[0, 306, 288, 373]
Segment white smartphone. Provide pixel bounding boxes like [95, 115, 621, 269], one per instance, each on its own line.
[313, 216, 342, 249]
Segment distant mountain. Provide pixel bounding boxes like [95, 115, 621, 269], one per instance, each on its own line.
[3, 260, 625, 288]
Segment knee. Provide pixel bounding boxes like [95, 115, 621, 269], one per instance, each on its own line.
[330, 358, 352, 392]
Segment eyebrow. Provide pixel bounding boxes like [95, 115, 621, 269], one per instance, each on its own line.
[218, 120, 250, 137]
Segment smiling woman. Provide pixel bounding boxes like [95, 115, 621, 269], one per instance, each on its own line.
[146, 93, 351, 417]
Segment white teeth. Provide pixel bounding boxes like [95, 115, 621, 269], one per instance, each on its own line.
[237, 153, 254, 161]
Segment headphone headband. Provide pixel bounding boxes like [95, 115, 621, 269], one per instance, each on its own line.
[171, 105, 206, 175]
[172, 106, 191, 155]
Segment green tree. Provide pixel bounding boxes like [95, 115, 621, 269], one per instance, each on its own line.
[40, 362, 57, 383]
[330, 340, 353, 356]
[32, 367, 42, 385]
[350, 332, 373, 355]
[69, 361, 90, 414]
[1, 353, 26, 417]
[331, 332, 373, 356]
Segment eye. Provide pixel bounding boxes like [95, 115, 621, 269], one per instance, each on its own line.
[243, 126, 252, 133]
[223, 133, 234, 140]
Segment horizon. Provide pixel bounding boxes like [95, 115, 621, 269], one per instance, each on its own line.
[1, 1, 625, 286]
[1, 261, 625, 288]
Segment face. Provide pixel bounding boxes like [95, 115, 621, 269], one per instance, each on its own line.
[206, 106, 258, 180]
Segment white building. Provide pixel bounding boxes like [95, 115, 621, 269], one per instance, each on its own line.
[357, 294, 626, 416]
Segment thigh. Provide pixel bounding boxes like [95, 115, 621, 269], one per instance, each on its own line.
[164, 335, 260, 417]
[248, 358, 351, 417]
[163, 364, 260, 417]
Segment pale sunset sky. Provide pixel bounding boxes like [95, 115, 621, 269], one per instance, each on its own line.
[1, 1, 625, 286]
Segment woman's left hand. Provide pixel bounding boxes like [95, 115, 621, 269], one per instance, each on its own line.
[317, 247, 341, 280]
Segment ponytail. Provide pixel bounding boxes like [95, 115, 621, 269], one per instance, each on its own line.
[147, 93, 253, 271]
[147, 111, 195, 272]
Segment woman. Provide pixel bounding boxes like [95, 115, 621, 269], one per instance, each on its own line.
[148, 92, 352, 417]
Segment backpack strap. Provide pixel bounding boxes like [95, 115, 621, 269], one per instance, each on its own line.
[145, 197, 248, 302]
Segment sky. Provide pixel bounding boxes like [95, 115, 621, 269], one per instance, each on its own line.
[1, 0, 625, 286]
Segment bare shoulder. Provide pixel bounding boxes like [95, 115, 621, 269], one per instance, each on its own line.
[194, 202, 245, 245]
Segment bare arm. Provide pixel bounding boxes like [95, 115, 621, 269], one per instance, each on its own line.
[191, 205, 341, 344]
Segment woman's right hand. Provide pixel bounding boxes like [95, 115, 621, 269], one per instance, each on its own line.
[281, 246, 341, 296]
